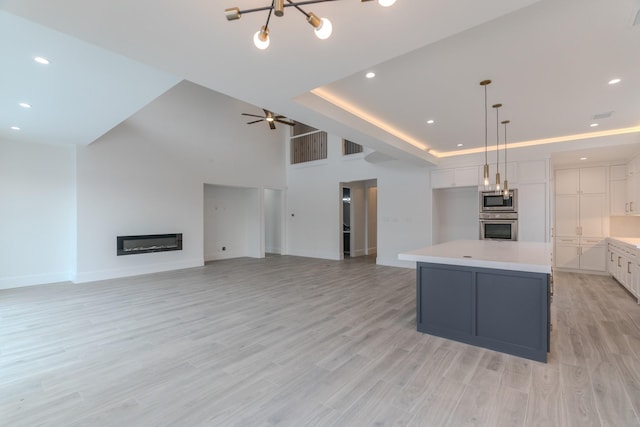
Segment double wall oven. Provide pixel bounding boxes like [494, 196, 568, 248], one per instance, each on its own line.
[479, 189, 518, 240]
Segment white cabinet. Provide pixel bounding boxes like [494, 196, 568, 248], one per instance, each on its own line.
[610, 165, 627, 216]
[431, 166, 479, 189]
[611, 180, 628, 215]
[518, 182, 547, 242]
[555, 237, 606, 271]
[555, 237, 580, 269]
[580, 194, 607, 237]
[626, 157, 640, 215]
[580, 238, 607, 272]
[554, 166, 608, 272]
[608, 239, 640, 302]
[555, 195, 579, 236]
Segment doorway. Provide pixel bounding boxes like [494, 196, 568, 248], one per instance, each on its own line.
[264, 188, 284, 255]
[340, 179, 377, 259]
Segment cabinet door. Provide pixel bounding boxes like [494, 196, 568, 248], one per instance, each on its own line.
[629, 162, 640, 214]
[518, 183, 547, 242]
[629, 174, 638, 214]
[634, 263, 640, 301]
[580, 167, 607, 194]
[607, 245, 616, 274]
[431, 169, 455, 189]
[555, 243, 580, 269]
[611, 179, 628, 216]
[580, 243, 607, 272]
[555, 195, 579, 236]
[556, 169, 579, 195]
[580, 194, 606, 237]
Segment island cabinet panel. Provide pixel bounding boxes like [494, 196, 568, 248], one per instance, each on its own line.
[416, 262, 550, 363]
[417, 267, 473, 337]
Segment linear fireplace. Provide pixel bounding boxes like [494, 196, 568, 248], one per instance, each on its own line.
[117, 233, 182, 256]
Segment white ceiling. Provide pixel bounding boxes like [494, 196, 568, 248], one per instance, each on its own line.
[1, 0, 640, 164]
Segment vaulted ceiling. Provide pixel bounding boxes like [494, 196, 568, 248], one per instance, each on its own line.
[1, 0, 639, 165]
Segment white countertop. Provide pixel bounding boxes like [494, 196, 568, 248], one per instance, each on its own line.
[609, 237, 640, 249]
[399, 240, 552, 274]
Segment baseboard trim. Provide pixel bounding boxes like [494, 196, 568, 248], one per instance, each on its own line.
[73, 258, 204, 284]
[0, 272, 72, 290]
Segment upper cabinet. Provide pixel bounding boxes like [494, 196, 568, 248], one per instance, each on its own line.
[626, 156, 640, 215]
[555, 167, 606, 195]
[610, 164, 627, 216]
[431, 166, 479, 189]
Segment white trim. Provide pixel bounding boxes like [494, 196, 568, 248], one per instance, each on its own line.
[0, 272, 72, 289]
[73, 258, 204, 284]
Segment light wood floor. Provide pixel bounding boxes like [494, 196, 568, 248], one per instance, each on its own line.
[2, 256, 640, 426]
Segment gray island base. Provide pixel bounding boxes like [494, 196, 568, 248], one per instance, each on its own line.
[400, 241, 552, 363]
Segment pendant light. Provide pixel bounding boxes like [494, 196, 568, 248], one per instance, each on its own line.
[493, 103, 502, 193]
[502, 120, 510, 199]
[480, 80, 491, 187]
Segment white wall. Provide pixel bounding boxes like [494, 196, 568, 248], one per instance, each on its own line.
[204, 185, 262, 261]
[0, 140, 76, 288]
[74, 81, 286, 283]
[286, 134, 430, 267]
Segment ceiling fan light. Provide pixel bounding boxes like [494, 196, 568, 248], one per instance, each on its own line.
[378, 0, 397, 6]
[308, 13, 332, 39]
[253, 26, 270, 49]
[225, 7, 241, 20]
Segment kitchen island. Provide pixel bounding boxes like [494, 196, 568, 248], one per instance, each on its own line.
[399, 240, 552, 362]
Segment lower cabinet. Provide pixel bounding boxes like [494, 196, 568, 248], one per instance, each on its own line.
[416, 262, 550, 362]
[608, 240, 640, 301]
[554, 237, 607, 272]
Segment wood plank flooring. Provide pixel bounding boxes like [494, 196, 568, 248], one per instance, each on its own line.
[2, 256, 640, 426]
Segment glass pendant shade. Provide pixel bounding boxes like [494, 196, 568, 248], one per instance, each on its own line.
[495, 172, 501, 192]
[503, 180, 510, 199]
[483, 164, 490, 186]
[253, 26, 270, 49]
[314, 18, 332, 39]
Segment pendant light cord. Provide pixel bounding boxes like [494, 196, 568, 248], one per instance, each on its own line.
[504, 122, 507, 177]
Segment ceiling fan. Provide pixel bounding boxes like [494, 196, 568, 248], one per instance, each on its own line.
[242, 109, 295, 130]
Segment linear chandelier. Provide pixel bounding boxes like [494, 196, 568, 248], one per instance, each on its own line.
[225, 0, 397, 50]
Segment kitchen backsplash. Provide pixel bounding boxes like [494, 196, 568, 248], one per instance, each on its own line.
[610, 216, 640, 237]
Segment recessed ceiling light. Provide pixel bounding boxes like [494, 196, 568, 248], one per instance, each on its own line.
[365, 72, 375, 79]
[580, 157, 588, 160]
[10, 126, 20, 130]
[457, 143, 463, 147]
[34, 56, 50, 65]
[426, 119, 435, 124]
[19, 102, 32, 109]
[590, 123, 599, 127]
[608, 78, 621, 85]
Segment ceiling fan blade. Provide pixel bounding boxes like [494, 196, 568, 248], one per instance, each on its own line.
[246, 119, 264, 124]
[268, 121, 276, 130]
[275, 119, 295, 126]
[242, 113, 265, 118]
